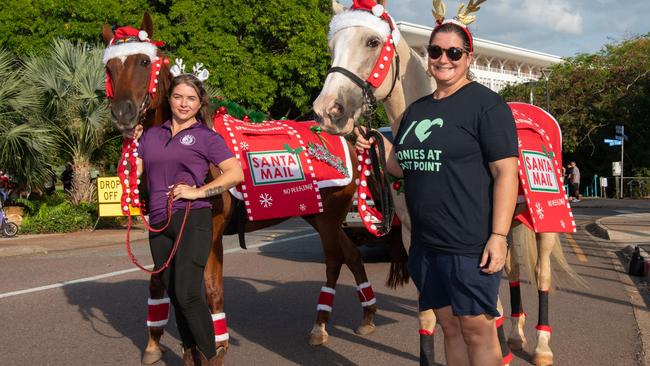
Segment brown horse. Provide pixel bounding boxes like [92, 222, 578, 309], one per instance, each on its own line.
[102, 13, 407, 365]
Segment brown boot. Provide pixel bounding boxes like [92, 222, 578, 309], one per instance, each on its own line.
[198, 349, 224, 366]
[182, 346, 201, 366]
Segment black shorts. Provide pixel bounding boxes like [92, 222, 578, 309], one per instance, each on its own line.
[408, 243, 501, 317]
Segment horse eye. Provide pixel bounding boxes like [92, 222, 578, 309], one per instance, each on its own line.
[366, 38, 381, 48]
[140, 59, 150, 66]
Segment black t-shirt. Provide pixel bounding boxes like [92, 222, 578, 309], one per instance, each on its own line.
[394, 82, 518, 255]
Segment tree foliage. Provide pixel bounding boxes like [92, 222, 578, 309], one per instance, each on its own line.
[500, 33, 650, 179]
[1, 0, 333, 120]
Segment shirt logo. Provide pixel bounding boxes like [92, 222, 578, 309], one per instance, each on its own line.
[399, 118, 444, 144]
[180, 134, 196, 146]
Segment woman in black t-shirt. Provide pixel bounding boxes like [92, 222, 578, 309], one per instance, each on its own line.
[356, 20, 518, 366]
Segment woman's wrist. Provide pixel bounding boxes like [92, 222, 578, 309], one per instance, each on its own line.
[491, 232, 510, 248]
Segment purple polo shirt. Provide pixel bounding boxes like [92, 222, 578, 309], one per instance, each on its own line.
[138, 120, 234, 225]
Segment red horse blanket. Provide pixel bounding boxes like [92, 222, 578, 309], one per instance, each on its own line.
[213, 112, 352, 221]
[509, 102, 575, 233]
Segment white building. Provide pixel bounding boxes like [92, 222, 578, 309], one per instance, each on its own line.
[397, 22, 563, 92]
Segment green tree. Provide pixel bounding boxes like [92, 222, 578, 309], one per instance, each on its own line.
[22, 39, 111, 204]
[0, 49, 58, 191]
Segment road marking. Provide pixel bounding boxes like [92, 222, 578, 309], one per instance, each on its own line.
[564, 233, 588, 262]
[0, 232, 318, 300]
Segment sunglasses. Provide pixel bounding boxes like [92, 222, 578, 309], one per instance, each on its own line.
[427, 45, 468, 61]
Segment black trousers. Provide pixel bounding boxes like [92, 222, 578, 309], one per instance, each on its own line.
[149, 208, 215, 358]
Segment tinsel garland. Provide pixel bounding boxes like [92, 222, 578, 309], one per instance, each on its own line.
[307, 142, 349, 178]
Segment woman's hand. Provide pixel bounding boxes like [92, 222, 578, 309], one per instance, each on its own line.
[480, 234, 508, 274]
[170, 184, 201, 201]
[354, 126, 375, 151]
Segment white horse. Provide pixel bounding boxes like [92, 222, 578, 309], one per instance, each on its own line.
[314, 1, 582, 365]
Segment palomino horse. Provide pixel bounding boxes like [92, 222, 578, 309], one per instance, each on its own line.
[102, 13, 407, 365]
[314, 1, 581, 365]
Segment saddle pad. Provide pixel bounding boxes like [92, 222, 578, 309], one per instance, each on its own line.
[213, 112, 352, 221]
[509, 102, 576, 233]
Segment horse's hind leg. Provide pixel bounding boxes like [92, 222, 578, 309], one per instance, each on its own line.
[418, 309, 436, 366]
[142, 273, 168, 365]
[505, 223, 528, 352]
[533, 233, 555, 366]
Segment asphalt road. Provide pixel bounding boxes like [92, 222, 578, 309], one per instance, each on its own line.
[0, 209, 645, 365]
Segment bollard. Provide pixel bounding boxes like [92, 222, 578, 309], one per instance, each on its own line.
[628, 246, 645, 276]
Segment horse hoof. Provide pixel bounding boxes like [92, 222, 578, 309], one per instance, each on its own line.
[532, 352, 553, 366]
[507, 337, 528, 351]
[141, 348, 164, 365]
[211, 347, 226, 366]
[355, 323, 376, 336]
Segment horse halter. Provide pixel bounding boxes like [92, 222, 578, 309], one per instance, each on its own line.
[325, 36, 400, 126]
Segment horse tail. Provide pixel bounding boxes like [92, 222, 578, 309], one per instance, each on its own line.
[513, 224, 587, 289]
[386, 225, 410, 288]
[548, 232, 589, 288]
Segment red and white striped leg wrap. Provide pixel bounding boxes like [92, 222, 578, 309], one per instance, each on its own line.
[357, 282, 376, 307]
[212, 313, 229, 342]
[317, 286, 336, 312]
[147, 297, 170, 327]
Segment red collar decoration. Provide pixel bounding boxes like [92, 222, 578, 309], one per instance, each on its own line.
[328, 0, 401, 88]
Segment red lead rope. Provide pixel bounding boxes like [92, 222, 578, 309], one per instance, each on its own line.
[120, 137, 190, 274]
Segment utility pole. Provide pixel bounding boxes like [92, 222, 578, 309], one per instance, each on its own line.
[621, 125, 625, 199]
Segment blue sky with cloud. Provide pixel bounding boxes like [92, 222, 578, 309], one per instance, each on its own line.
[337, 0, 650, 57]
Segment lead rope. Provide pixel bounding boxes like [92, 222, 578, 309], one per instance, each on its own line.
[120, 137, 191, 274]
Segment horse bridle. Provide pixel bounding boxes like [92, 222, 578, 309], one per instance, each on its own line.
[325, 51, 400, 127]
[325, 49, 401, 236]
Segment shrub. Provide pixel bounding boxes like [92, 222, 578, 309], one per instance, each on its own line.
[20, 201, 94, 233]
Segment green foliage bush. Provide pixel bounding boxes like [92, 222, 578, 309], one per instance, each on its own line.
[20, 201, 94, 233]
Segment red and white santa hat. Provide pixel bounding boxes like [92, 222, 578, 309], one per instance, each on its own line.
[329, 0, 401, 44]
[102, 26, 163, 65]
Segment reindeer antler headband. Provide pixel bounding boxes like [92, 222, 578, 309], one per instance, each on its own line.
[432, 0, 486, 52]
[169, 58, 210, 82]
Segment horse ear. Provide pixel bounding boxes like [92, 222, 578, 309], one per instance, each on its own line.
[332, 0, 346, 14]
[377, 0, 387, 6]
[140, 12, 154, 38]
[101, 24, 114, 46]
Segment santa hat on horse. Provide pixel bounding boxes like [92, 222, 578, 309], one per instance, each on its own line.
[102, 26, 163, 65]
[328, 0, 401, 44]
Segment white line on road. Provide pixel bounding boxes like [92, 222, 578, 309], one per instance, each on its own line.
[0, 232, 318, 300]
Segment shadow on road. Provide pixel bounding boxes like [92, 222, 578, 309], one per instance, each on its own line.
[63, 276, 419, 365]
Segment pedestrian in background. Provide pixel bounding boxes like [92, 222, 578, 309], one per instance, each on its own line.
[61, 163, 74, 192]
[0, 170, 8, 203]
[570, 161, 581, 202]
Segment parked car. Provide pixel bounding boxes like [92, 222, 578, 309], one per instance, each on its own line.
[343, 127, 400, 247]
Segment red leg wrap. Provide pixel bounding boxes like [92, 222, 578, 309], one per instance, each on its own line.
[535, 324, 552, 333]
[317, 286, 335, 312]
[419, 329, 434, 336]
[357, 282, 376, 307]
[147, 298, 170, 327]
[502, 351, 514, 365]
[212, 313, 229, 342]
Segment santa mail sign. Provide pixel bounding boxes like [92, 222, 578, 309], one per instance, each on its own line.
[521, 150, 559, 193]
[247, 150, 305, 185]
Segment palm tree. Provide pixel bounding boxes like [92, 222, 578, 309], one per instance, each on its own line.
[23, 39, 111, 204]
[0, 49, 58, 193]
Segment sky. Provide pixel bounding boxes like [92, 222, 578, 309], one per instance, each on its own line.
[339, 0, 650, 57]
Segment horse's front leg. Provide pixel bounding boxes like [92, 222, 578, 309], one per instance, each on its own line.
[418, 309, 436, 366]
[533, 232, 556, 366]
[142, 273, 169, 365]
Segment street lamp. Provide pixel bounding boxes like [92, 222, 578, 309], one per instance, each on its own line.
[540, 67, 552, 111]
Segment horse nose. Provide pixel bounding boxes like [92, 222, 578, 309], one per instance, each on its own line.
[111, 99, 137, 123]
[326, 101, 344, 120]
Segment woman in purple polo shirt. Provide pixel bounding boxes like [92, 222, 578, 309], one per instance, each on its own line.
[133, 73, 243, 364]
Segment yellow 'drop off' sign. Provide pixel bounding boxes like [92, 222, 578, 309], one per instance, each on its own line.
[97, 177, 140, 217]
